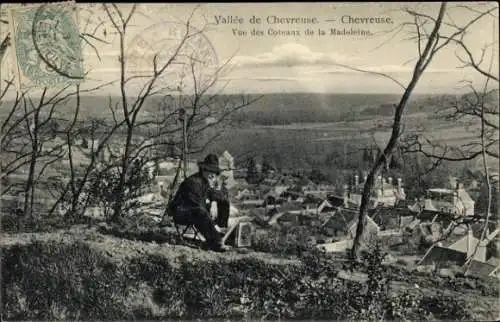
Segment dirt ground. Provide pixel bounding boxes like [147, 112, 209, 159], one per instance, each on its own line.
[0, 225, 300, 268]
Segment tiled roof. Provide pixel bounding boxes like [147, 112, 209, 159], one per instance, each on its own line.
[370, 210, 403, 230]
[466, 259, 499, 277]
[395, 199, 419, 209]
[302, 195, 324, 206]
[318, 200, 337, 213]
[327, 195, 345, 207]
[418, 246, 467, 266]
[322, 209, 357, 230]
[247, 207, 268, 218]
[418, 210, 455, 223]
[369, 205, 415, 218]
[436, 232, 466, 248]
[346, 215, 380, 233]
[279, 202, 305, 213]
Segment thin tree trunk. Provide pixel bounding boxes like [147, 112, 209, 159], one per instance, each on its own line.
[169, 158, 184, 203]
[24, 113, 38, 220]
[111, 128, 132, 221]
[110, 27, 131, 222]
[350, 3, 447, 259]
[67, 88, 81, 216]
[464, 34, 496, 270]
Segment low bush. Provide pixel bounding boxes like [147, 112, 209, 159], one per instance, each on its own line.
[251, 225, 319, 257]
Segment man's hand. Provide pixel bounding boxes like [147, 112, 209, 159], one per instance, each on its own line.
[213, 178, 221, 190]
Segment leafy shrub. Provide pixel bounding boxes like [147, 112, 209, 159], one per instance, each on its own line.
[419, 292, 473, 320]
[251, 226, 315, 257]
[84, 157, 153, 221]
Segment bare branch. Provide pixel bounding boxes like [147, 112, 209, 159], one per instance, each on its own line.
[331, 62, 406, 90]
[454, 39, 499, 82]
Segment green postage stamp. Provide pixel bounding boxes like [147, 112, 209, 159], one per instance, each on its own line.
[8, 2, 84, 90]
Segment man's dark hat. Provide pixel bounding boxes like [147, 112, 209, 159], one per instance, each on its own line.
[198, 154, 221, 174]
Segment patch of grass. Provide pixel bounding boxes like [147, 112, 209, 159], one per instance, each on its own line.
[1, 209, 102, 234]
[1, 241, 131, 320]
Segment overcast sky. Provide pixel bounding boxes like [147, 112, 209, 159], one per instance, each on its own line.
[1, 2, 498, 98]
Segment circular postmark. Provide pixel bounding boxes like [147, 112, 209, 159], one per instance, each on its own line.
[126, 21, 219, 94]
[13, 3, 84, 87]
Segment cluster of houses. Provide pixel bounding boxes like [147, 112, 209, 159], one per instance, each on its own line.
[144, 152, 495, 279]
[6, 118, 496, 278]
[40, 142, 496, 279]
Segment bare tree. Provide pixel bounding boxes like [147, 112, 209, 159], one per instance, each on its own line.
[98, 3, 194, 221]
[1, 85, 68, 216]
[398, 4, 498, 267]
[0, 3, 115, 227]
[2, 3, 259, 228]
[344, 2, 498, 259]
[94, 4, 260, 222]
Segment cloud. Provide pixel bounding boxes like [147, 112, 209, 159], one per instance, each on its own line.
[304, 65, 464, 75]
[229, 43, 470, 75]
[231, 43, 358, 68]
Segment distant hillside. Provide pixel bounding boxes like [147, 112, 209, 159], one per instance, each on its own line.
[0, 92, 434, 125]
[462, 88, 499, 105]
[222, 93, 437, 125]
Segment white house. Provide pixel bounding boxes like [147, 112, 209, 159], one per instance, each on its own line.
[422, 182, 475, 216]
[273, 185, 290, 196]
[418, 227, 500, 277]
[344, 175, 406, 209]
[236, 188, 260, 201]
[219, 150, 236, 188]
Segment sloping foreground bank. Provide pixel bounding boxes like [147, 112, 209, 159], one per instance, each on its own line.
[0, 233, 493, 320]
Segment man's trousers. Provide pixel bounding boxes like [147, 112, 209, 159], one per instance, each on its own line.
[173, 201, 230, 246]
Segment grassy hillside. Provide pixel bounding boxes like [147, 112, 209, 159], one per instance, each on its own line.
[2, 226, 498, 321]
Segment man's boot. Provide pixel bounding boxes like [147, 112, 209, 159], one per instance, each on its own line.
[207, 235, 230, 252]
[211, 242, 230, 253]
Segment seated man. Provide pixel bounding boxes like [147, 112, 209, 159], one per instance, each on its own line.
[167, 154, 230, 252]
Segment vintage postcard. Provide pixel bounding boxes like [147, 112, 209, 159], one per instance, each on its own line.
[0, 2, 499, 321]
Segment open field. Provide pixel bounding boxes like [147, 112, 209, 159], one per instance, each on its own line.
[211, 110, 498, 171]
